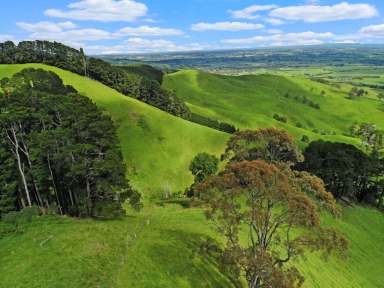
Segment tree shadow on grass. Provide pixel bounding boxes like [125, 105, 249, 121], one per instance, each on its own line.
[147, 228, 239, 288]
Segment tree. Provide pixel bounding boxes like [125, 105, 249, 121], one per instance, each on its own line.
[189, 153, 219, 183]
[348, 87, 366, 99]
[355, 123, 384, 155]
[196, 160, 347, 288]
[223, 128, 303, 165]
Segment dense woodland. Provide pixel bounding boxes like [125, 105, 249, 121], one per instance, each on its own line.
[0, 69, 139, 218]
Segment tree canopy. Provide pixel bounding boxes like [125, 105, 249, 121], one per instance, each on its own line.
[223, 128, 303, 165]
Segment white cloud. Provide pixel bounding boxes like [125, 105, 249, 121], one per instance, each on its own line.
[360, 24, 384, 37]
[191, 22, 264, 32]
[229, 5, 278, 20]
[28, 29, 115, 42]
[119, 26, 183, 36]
[45, 0, 148, 22]
[16, 21, 77, 33]
[265, 29, 282, 34]
[222, 31, 335, 47]
[86, 38, 210, 54]
[17, 20, 115, 42]
[270, 2, 378, 23]
[264, 18, 285, 26]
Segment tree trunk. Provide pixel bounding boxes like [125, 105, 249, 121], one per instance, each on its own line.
[19, 130, 43, 207]
[47, 153, 62, 215]
[9, 126, 32, 207]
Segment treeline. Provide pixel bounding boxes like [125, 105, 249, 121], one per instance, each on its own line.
[187, 113, 236, 133]
[0, 40, 189, 118]
[0, 69, 140, 218]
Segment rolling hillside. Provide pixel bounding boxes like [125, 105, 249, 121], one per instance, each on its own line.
[0, 64, 229, 199]
[164, 70, 384, 145]
[1, 64, 383, 288]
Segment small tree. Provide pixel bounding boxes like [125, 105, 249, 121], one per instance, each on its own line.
[189, 153, 219, 183]
[196, 160, 347, 288]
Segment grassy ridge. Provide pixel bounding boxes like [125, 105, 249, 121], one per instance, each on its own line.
[0, 64, 229, 199]
[164, 70, 384, 145]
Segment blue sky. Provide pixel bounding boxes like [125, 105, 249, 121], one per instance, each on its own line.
[1, 0, 384, 54]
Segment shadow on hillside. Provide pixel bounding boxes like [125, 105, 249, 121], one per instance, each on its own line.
[147, 228, 239, 288]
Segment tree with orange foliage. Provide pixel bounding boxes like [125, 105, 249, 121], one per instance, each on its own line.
[197, 128, 348, 288]
[223, 128, 303, 165]
[196, 160, 347, 288]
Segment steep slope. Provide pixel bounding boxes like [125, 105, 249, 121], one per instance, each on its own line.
[0, 64, 229, 199]
[164, 70, 384, 144]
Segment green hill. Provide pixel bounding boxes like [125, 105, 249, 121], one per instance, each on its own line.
[1, 64, 383, 288]
[164, 70, 384, 144]
[0, 64, 229, 199]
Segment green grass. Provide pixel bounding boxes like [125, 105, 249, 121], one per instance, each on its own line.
[1, 64, 383, 287]
[164, 70, 384, 144]
[1, 205, 383, 288]
[0, 64, 229, 199]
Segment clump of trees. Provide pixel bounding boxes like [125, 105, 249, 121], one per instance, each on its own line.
[195, 128, 347, 288]
[0, 69, 140, 218]
[347, 87, 367, 100]
[297, 141, 383, 206]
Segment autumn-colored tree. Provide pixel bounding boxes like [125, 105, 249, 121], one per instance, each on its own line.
[223, 128, 303, 165]
[196, 160, 347, 288]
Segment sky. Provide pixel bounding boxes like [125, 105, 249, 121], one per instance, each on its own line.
[1, 0, 384, 54]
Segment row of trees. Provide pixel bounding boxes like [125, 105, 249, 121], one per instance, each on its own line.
[0, 69, 140, 218]
[188, 113, 237, 134]
[0, 41, 189, 118]
[189, 128, 348, 288]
